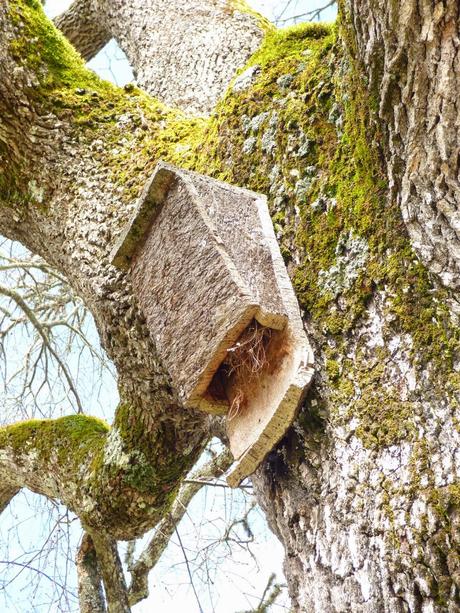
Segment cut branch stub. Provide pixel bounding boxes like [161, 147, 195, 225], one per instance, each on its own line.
[111, 162, 314, 485]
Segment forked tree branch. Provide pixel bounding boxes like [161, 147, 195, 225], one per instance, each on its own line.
[53, 0, 267, 114]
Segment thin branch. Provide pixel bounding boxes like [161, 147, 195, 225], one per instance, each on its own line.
[183, 478, 252, 489]
[275, 0, 336, 24]
[0, 260, 68, 284]
[1, 511, 70, 591]
[175, 525, 204, 613]
[0, 284, 83, 413]
[237, 573, 287, 613]
[0, 560, 69, 592]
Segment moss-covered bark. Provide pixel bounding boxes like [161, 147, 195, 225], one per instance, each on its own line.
[53, 0, 267, 115]
[0, 0, 459, 611]
[194, 14, 458, 611]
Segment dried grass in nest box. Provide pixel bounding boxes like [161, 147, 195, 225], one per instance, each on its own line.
[223, 320, 273, 420]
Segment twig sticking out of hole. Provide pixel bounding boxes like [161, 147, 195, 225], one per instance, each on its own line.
[225, 321, 272, 376]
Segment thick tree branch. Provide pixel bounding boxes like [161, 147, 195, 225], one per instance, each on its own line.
[54, 0, 267, 114]
[54, 0, 110, 62]
[0, 411, 208, 542]
[76, 534, 106, 613]
[89, 531, 130, 613]
[0, 415, 107, 512]
[0, 484, 19, 514]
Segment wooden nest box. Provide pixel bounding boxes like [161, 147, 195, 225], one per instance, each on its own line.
[111, 162, 314, 486]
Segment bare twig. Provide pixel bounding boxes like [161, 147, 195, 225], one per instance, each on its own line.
[0, 242, 114, 423]
[0, 284, 83, 413]
[275, 0, 336, 24]
[0, 561, 70, 593]
[175, 526, 204, 613]
[183, 478, 253, 490]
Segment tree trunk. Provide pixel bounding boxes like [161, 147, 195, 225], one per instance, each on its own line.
[344, 0, 460, 291]
[246, 3, 460, 610]
[0, 0, 459, 611]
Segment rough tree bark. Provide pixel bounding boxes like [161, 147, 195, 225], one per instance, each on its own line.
[55, 0, 268, 114]
[0, 0, 459, 611]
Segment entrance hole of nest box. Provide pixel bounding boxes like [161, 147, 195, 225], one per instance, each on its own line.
[205, 319, 287, 420]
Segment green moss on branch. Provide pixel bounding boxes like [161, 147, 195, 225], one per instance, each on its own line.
[5, 0, 207, 207]
[0, 414, 108, 470]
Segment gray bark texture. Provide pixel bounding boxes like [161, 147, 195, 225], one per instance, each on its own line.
[54, 0, 110, 61]
[345, 0, 460, 291]
[56, 0, 267, 115]
[76, 534, 107, 613]
[250, 2, 460, 611]
[0, 0, 459, 612]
